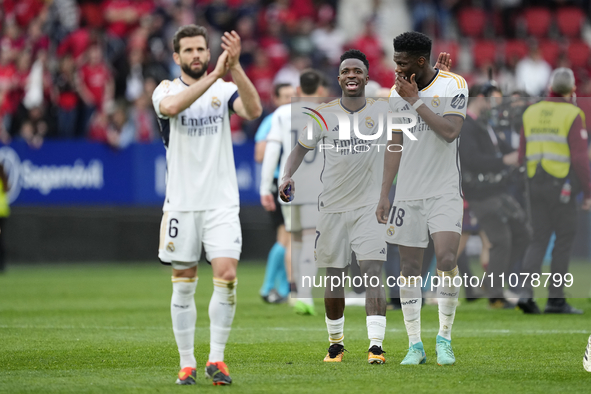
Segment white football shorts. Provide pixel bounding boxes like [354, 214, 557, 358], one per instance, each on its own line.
[386, 193, 463, 248]
[281, 204, 319, 232]
[315, 203, 386, 269]
[158, 206, 242, 269]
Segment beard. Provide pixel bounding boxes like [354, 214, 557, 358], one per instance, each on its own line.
[181, 60, 209, 80]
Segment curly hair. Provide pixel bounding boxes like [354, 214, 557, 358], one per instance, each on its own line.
[393, 31, 431, 61]
[340, 49, 369, 72]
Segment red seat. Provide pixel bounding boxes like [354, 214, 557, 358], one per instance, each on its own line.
[567, 40, 591, 68]
[473, 40, 497, 68]
[504, 40, 528, 65]
[457, 7, 487, 37]
[523, 7, 552, 37]
[539, 40, 561, 67]
[557, 7, 586, 37]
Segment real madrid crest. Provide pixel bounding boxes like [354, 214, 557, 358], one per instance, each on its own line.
[431, 95, 441, 107]
[365, 116, 374, 128]
[211, 96, 221, 109]
[166, 242, 175, 252]
[387, 226, 395, 236]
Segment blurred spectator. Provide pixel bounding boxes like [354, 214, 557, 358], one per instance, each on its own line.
[128, 92, 158, 143]
[289, 18, 315, 58]
[76, 44, 114, 137]
[0, 21, 25, 62]
[88, 104, 134, 149]
[19, 106, 48, 148]
[7, 51, 33, 137]
[54, 55, 79, 139]
[25, 19, 49, 59]
[124, 48, 146, 102]
[273, 54, 310, 88]
[371, 51, 396, 90]
[311, 12, 346, 66]
[235, 16, 258, 69]
[259, 21, 289, 73]
[204, 0, 236, 33]
[57, 26, 98, 64]
[103, 0, 155, 60]
[47, 0, 80, 42]
[515, 45, 552, 97]
[346, 19, 383, 66]
[4, 0, 47, 28]
[248, 49, 276, 108]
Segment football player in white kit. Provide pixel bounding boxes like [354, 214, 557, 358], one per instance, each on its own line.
[279, 50, 390, 365]
[151, 25, 262, 385]
[376, 32, 468, 366]
[260, 70, 328, 316]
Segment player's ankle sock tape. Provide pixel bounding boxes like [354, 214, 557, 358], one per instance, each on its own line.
[367, 315, 386, 348]
[171, 276, 198, 368]
[437, 268, 459, 341]
[400, 276, 422, 346]
[209, 278, 237, 363]
[325, 315, 345, 345]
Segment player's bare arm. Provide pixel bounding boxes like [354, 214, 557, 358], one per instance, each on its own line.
[222, 31, 263, 120]
[160, 51, 229, 117]
[278, 143, 310, 202]
[395, 73, 464, 143]
[376, 134, 403, 224]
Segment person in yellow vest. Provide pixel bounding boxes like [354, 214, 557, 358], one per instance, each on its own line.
[0, 162, 10, 274]
[517, 67, 591, 314]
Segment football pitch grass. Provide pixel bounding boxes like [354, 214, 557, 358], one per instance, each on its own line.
[1, 262, 591, 393]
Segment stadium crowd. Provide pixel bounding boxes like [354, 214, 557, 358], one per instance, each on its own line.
[2, 0, 591, 148]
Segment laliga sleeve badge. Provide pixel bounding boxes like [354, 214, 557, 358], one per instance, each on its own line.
[387, 226, 395, 236]
[166, 242, 175, 252]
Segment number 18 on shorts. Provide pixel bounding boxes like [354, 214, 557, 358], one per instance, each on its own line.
[385, 194, 463, 248]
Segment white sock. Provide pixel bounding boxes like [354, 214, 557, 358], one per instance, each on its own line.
[297, 231, 318, 301]
[325, 315, 344, 346]
[290, 240, 302, 294]
[171, 276, 198, 369]
[208, 277, 237, 362]
[367, 315, 386, 349]
[400, 276, 422, 346]
[437, 267, 460, 341]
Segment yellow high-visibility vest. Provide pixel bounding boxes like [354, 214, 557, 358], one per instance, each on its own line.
[0, 179, 9, 218]
[522, 100, 585, 178]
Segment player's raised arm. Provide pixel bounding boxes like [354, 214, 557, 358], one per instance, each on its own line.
[395, 73, 464, 143]
[159, 51, 229, 117]
[222, 31, 263, 120]
[376, 133, 403, 224]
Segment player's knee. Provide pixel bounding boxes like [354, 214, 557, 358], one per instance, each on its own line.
[218, 267, 236, 282]
[400, 263, 421, 278]
[436, 251, 456, 271]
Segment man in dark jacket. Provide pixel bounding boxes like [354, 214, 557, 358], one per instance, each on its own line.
[459, 84, 531, 308]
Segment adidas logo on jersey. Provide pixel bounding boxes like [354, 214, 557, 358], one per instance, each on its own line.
[455, 221, 461, 228]
[234, 238, 240, 244]
[379, 248, 386, 254]
[320, 201, 324, 207]
[332, 125, 339, 132]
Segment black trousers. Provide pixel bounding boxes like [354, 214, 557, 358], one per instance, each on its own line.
[521, 179, 577, 299]
[469, 194, 531, 299]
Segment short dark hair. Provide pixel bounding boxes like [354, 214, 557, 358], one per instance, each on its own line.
[173, 24, 208, 53]
[340, 49, 369, 72]
[273, 83, 292, 98]
[300, 69, 325, 95]
[393, 31, 431, 61]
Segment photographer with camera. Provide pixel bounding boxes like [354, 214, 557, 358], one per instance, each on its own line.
[459, 84, 532, 309]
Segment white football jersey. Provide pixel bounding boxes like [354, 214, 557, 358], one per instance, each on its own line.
[266, 101, 324, 205]
[298, 98, 390, 213]
[152, 78, 239, 211]
[390, 70, 468, 200]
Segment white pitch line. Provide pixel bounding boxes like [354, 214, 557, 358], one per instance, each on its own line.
[0, 325, 588, 335]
